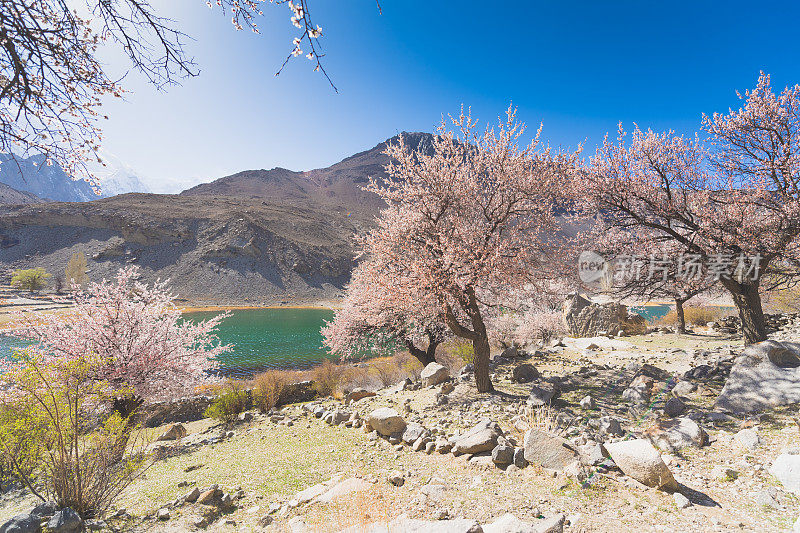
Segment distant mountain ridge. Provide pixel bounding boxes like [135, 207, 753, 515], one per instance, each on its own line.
[0, 153, 149, 202]
[0, 182, 42, 205]
[0, 132, 435, 304]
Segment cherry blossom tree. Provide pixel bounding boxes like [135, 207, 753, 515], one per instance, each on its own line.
[362, 106, 578, 392]
[0, 0, 349, 182]
[322, 258, 448, 366]
[10, 266, 230, 417]
[580, 73, 800, 343]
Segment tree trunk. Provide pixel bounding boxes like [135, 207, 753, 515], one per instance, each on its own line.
[675, 298, 687, 334]
[406, 340, 437, 366]
[730, 282, 768, 344]
[472, 334, 494, 393]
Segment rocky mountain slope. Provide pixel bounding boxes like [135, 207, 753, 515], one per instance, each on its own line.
[0, 133, 434, 304]
[0, 182, 42, 205]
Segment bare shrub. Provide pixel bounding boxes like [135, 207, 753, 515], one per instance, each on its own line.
[310, 360, 351, 399]
[251, 371, 289, 413]
[658, 306, 723, 327]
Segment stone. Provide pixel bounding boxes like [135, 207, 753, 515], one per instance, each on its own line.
[579, 395, 595, 409]
[29, 502, 57, 520]
[436, 438, 453, 454]
[346, 388, 376, 402]
[156, 509, 170, 521]
[523, 429, 581, 471]
[663, 397, 686, 418]
[673, 493, 691, 509]
[402, 423, 430, 444]
[238, 411, 254, 423]
[185, 487, 201, 502]
[295, 482, 327, 505]
[770, 447, 800, 495]
[452, 419, 503, 454]
[197, 486, 221, 505]
[0, 514, 41, 533]
[513, 447, 528, 469]
[317, 478, 371, 504]
[46, 508, 83, 533]
[512, 364, 540, 383]
[715, 340, 800, 412]
[482, 513, 538, 533]
[711, 466, 738, 481]
[598, 416, 624, 438]
[671, 381, 696, 397]
[733, 428, 760, 450]
[562, 293, 646, 337]
[491, 444, 514, 465]
[84, 520, 107, 531]
[339, 516, 482, 533]
[578, 442, 605, 466]
[603, 439, 678, 492]
[420, 363, 450, 387]
[534, 514, 566, 533]
[622, 385, 649, 405]
[425, 441, 436, 454]
[367, 407, 407, 436]
[157, 423, 187, 441]
[387, 470, 405, 486]
[527, 383, 558, 407]
[648, 417, 708, 452]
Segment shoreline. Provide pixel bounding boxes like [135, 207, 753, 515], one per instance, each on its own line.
[180, 304, 338, 313]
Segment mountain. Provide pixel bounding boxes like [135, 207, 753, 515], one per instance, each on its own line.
[0, 182, 42, 205]
[0, 133, 433, 304]
[89, 152, 151, 197]
[0, 154, 99, 202]
[182, 132, 435, 215]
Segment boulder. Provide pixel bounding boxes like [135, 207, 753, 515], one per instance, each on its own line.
[46, 509, 82, 533]
[367, 407, 407, 437]
[527, 383, 558, 407]
[339, 516, 482, 533]
[671, 381, 696, 397]
[513, 447, 528, 469]
[604, 439, 677, 492]
[512, 364, 540, 383]
[579, 395, 595, 409]
[523, 429, 581, 471]
[663, 397, 686, 418]
[316, 478, 371, 503]
[0, 514, 41, 533]
[346, 388, 376, 402]
[402, 423, 431, 445]
[770, 447, 800, 495]
[421, 363, 450, 387]
[648, 417, 708, 452]
[452, 419, 503, 455]
[715, 340, 800, 413]
[29, 502, 57, 521]
[157, 423, 187, 441]
[491, 444, 514, 465]
[598, 416, 624, 438]
[387, 471, 405, 487]
[562, 293, 646, 338]
[483, 513, 565, 533]
[733, 428, 760, 450]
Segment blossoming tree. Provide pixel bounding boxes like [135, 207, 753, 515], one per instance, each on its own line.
[11, 267, 230, 417]
[322, 258, 448, 365]
[362, 106, 577, 392]
[580, 73, 800, 343]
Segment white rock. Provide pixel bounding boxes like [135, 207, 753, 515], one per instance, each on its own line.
[733, 428, 760, 450]
[604, 439, 677, 492]
[420, 363, 450, 387]
[770, 447, 800, 495]
[673, 493, 691, 509]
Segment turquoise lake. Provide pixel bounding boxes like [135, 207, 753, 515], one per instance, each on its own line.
[0, 304, 714, 377]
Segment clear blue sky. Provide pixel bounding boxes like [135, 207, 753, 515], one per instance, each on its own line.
[98, 0, 800, 192]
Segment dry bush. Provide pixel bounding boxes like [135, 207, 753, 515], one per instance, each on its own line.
[204, 379, 250, 425]
[764, 284, 800, 313]
[309, 360, 351, 399]
[658, 306, 724, 327]
[437, 339, 473, 374]
[250, 370, 290, 413]
[395, 352, 423, 380]
[369, 359, 403, 387]
[526, 404, 562, 435]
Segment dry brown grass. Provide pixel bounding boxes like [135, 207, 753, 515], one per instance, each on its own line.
[658, 306, 724, 327]
[250, 370, 289, 413]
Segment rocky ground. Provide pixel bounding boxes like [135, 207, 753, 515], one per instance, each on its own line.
[2, 325, 800, 532]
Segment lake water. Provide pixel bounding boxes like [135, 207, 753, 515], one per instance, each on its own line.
[0, 308, 337, 379]
[0, 304, 727, 377]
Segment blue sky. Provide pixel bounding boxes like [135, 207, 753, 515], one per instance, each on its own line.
[98, 0, 800, 192]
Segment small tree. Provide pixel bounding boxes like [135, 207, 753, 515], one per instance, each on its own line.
[65, 251, 89, 287]
[363, 107, 577, 392]
[13, 267, 230, 417]
[11, 268, 50, 292]
[322, 258, 449, 366]
[0, 349, 150, 517]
